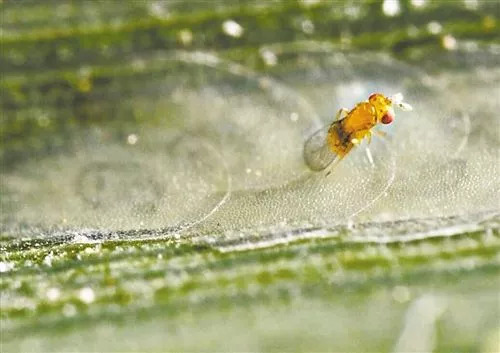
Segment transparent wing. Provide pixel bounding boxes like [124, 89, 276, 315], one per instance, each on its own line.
[303, 124, 338, 171]
[391, 92, 413, 111]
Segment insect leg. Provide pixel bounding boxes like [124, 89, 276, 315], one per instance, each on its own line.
[366, 130, 372, 145]
[325, 156, 342, 177]
[334, 108, 349, 121]
[365, 147, 375, 167]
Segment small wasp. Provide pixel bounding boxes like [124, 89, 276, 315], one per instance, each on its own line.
[303, 92, 412, 173]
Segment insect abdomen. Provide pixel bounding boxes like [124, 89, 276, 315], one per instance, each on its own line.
[327, 122, 353, 158]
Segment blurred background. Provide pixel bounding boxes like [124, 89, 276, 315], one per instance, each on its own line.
[1, 1, 499, 352]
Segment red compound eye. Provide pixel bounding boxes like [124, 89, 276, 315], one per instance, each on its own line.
[381, 112, 394, 124]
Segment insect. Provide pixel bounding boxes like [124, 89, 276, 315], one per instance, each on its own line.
[303, 92, 412, 173]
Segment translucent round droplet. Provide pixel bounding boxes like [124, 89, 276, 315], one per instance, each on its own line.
[1, 51, 321, 237]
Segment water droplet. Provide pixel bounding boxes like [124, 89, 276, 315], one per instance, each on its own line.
[149, 1, 169, 18]
[46, 287, 61, 302]
[78, 287, 95, 304]
[410, 0, 427, 8]
[301, 19, 315, 34]
[463, 0, 478, 10]
[345, 5, 361, 19]
[442, 35, 457, 50]
[127, 134, 138, 145]
[178, 29, 193, 46]
[382, 0, 401, 17]
[427, 21, 442, 34]
[222, 20, 244, 38]
[72, 234, 94, 244]
[300, 0, 321, 7]
[260, 49, 278, 66]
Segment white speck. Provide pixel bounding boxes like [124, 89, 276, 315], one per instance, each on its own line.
[191, 52, 220, 66]
[149, 1, 169, 18]
[392, 285, 411, 303]
[78, 287, 95, 304]
[46, 287, 61, 302]
[72, 234, 95, 244]
[464, 0, 478, 10]
[43, 253, 53, 267]
[410, 0, 427, 8]
[246, 168, 252, 174]
[84, 247, 96, 254]
[79, 66, 92, 78]
[37, 112, 50, 128]
[290, 112, 299, 122]
[301, 19, 315, 34]
[482, 227, 495, 244]
[222, 20, 244, 38]
[382, 0, 401, 17]
[157, 253, 163, 260]
[0, 262, 14, 273]
[442, 35, 457, 50]
[300, 0, 321, 7]
[345, 5, 361, 19]
[178, 29, 193, 46]
[427, 21, 442, 34]
[260, 49, 278, 66]
[63, 304, 77, 317]
[127, 134, 138, 145]
[255, 170, 262, 177]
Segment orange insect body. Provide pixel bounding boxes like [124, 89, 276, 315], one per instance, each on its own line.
[303, 92, 412, 172]
[327, 93, 393, 159]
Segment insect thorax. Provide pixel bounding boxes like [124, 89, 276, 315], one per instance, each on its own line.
[342, 102, 377, 134]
